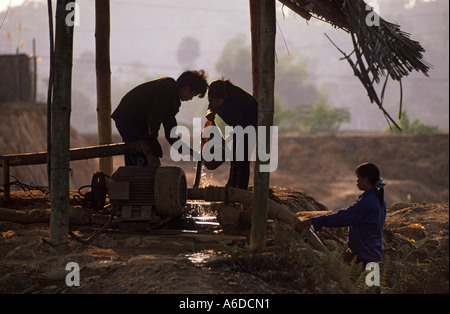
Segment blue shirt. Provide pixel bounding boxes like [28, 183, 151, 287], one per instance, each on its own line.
[311, 188, 386, 261]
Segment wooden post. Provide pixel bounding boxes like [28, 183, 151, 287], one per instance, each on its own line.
[47, 0, 55, 188]
[32, 38, 37, 103]
[249, 0, 259, 99]
[250, 0, 276, 250]
[49, 0, 75, 246]
[2, 159, 10, 201]
[95, 0, 113, 176]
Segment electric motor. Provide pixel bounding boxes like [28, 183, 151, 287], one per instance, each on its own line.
[109, 166, 187, 222]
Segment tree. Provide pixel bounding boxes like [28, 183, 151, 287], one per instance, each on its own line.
[176, 36, 200, 70]
[214, 33, 321, 109]
[274, 99, 350, 134]
[387, 109, 439, 134]
[305, 100, 350, 134]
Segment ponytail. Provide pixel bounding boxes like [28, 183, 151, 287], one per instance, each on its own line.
[356, 163, 385, 206]
[375, 178, 385, 207]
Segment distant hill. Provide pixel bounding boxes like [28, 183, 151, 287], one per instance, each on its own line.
[0, 103, 98, 189]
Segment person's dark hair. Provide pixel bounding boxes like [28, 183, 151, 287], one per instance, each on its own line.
[177, 69, 209, 98]
[208, 79, 230, 99]
[356, 162, 384, 206]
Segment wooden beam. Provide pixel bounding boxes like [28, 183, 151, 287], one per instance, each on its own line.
[95, 0, 113, 176]
[250, 0, 276, 250]
[0, 142, 144, 168]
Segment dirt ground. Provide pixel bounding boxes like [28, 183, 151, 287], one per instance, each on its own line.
[0, 190, 448, 294]
[1, 129, 449, 294]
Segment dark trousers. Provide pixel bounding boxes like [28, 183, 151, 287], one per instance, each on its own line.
[226, 132, 252, 190]
[343, 248, 373, 268]
[114, 118, 148, 166]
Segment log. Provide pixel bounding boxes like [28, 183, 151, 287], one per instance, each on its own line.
[0, 207, 50, 224]
[187, 187, 329, 254]
[0, 206, 96, 225]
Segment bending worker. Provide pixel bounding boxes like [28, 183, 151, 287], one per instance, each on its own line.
[111, 70, 208, 166]
[205, 79, 258, 190]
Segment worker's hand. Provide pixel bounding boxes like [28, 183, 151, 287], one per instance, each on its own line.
[205, 109, 216, 122]
[295, 218, 313, 233]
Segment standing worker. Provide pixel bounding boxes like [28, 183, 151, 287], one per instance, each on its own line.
[205, 79, 258, 189]
[111, 70, 208, 166]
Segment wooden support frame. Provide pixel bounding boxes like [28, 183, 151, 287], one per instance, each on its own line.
[1, 141, 144, 200]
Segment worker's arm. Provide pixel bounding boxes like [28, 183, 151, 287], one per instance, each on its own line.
[164, 116, 193, 156]
[310, 196, 369, 231]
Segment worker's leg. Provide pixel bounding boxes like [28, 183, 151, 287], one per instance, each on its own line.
[113, 118, 148, 166]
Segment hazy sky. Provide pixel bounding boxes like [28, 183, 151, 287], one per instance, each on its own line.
[1, 0, 447, 132]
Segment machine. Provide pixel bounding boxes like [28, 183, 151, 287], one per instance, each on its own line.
[108, 166, 187, 230]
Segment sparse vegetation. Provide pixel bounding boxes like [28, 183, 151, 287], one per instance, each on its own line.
[215, 219, 448, 294]
[274, 98, 350, 135]
[387, 109, 440, 134]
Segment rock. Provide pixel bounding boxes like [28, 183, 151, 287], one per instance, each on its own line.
[392, 223, 426, 241]
[5, 242, 37, 260]
[116, 236, 141, 248]
[389, 202, 412, 211]
[216, 204, 242, 226]
[91, 234, 116, 248]
[2, 230, 15, 239]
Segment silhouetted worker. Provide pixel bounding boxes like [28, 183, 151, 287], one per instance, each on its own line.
[297, 163, 387, 266]
[112, 70, 208, 166]
[205, 79, 258, 189]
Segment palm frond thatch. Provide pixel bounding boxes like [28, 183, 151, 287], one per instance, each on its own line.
[279, 0, 432, 129]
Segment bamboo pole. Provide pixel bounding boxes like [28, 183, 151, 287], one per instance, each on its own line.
[250, 0, 276, 250]
[49, 0, 75, 246]
[95, 0, 113, 176]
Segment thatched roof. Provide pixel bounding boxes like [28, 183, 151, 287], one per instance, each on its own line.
[279, 0, 432, 129]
